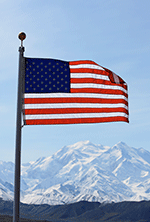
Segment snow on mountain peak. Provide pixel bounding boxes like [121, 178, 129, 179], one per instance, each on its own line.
[0, 141, 150, 204]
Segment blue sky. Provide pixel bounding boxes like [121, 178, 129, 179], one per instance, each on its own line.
[0, 0, 150, 163]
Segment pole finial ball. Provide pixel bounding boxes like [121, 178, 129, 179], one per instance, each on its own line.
[18, 32, 26, 41]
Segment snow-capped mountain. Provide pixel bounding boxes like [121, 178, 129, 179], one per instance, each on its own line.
[0, 141, 150, 205]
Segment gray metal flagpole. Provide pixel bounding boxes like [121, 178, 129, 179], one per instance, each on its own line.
[13, 32, 26, 222]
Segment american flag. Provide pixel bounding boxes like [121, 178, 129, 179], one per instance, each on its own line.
[22, 58, 129, 125]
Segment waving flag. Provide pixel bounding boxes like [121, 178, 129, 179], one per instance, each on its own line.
[23, 58, 129, 125]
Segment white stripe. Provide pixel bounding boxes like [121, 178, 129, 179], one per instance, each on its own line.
[24, 93, 128, 101]
[24, 103, 128, 109]
[25, 112, 128, 120]
[71, 83, 127, 93]
[69, 64, 104, 70]
[70, 73, 109, 80]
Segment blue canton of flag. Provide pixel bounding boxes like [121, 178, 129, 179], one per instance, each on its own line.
[25, 58, 70, 93]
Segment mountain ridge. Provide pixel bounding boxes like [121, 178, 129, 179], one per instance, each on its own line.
[0, 141, 150, 205]
[0, 198, 150, 222]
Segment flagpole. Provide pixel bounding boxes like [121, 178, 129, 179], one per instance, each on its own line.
[13, 32, 26, 222]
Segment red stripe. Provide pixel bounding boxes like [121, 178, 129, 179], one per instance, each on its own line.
[24, 97, 128, 106]
[25, 116, 129, 125]
[24, 107, 128, 115]
[69, 60, 99, 66]
[70, 78, 110, 84]
[70, 68, 107, 75]
[70, 88, 128, 97]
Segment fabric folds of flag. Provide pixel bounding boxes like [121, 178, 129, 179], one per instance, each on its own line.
[22, 58, 129, 125]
